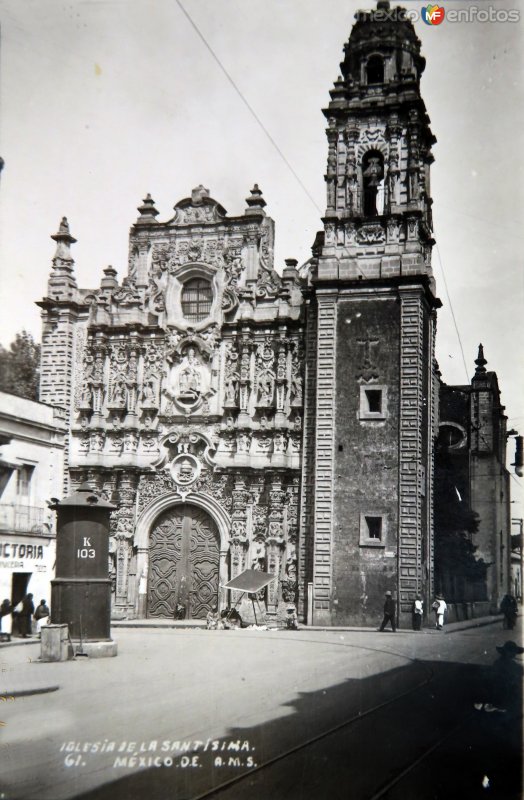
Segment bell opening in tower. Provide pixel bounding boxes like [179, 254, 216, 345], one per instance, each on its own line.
[366, 55, 384, 85]
[362, 150, 385, 216]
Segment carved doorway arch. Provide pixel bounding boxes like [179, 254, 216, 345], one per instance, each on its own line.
[147, 503, 220, 619]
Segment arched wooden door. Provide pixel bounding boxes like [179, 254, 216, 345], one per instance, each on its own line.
[147, 504, 220, 619]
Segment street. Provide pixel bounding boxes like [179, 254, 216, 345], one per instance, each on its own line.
[0, 622, 522, 800]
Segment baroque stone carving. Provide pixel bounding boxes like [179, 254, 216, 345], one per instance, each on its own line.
[356, 224, 385, 245]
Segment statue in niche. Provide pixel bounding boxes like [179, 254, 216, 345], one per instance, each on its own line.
[362, 153, 385, 216]
[257, 372, 274, 406]
[79, 383, 92, 409]
[251, 541, 266, 571]
[179, 349, 202, 394]
[110, 381, 126, 406]
[224, 374, 239, 405]
[142, 379, 157, 405]
[167, 346, 210, 408]
[290, 374, 303, 406]
[282, 549, 298, 603]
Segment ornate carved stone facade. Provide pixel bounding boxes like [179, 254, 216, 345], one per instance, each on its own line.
[38, 7, 445, 626]
[40, 184, 305, 621]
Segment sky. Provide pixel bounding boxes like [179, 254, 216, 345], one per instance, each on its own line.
[0, 0, 522, 513]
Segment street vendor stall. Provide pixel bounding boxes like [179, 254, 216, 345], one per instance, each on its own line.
[221, 569, 276, 626]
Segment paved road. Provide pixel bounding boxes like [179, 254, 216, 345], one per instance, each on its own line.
[0, 623, 521, 800]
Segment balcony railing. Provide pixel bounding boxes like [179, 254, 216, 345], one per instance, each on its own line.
[0, 504, 49, 535]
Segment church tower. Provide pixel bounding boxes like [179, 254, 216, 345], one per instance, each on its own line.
[300, 2, 441, 626]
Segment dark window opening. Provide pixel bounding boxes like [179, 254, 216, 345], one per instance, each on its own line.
[366, 55, 384, 85]
[365, 389, 382, 414]
[365, 516, 382, 540]
[181, 278, 213, 322]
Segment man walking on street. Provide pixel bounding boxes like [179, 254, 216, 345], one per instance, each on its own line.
[379, 590, 396, 632]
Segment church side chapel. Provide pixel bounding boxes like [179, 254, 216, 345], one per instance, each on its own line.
[37, 2, 512, 626]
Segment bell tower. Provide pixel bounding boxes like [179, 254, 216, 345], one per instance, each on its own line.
[302, 2, 441, 626]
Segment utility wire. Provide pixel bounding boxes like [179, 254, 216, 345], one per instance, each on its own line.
[434, 241, 469, 382]
[174, 0, 322, 214]
[175, 0, 504, 410]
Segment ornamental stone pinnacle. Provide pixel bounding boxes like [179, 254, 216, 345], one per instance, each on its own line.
[245, 184, 267, 216]
[136, 193, 159, 224]
[48, 216, 78, 298]
[474, 343, 487, 375]
[51, 217, 77, 269]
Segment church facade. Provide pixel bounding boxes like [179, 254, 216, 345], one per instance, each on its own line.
[38, 6, 443, 626]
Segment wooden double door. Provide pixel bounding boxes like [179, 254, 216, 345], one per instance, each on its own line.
[147, 504, 220, 619]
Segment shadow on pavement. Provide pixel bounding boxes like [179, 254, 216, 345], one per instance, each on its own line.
[73, 653, 522, 800]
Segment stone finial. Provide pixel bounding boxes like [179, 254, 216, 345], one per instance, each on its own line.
[474, 343, 487, 375]
[136, 194, 159, 224]
[47, 217, 78, 297]
[283, 258, 299, 283]
[191, 185, 210, 204]
[245, 184, 267, 216]
[100, 265, 118, 290]
[50, 217, 77, 271]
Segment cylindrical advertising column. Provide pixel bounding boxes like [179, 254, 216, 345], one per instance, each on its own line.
[50, 483, 117, 657]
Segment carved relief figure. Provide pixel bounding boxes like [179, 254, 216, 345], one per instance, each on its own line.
[142, 378, 157, 406]
[166, 346, 210, 409]
[257, 372, 274, 406]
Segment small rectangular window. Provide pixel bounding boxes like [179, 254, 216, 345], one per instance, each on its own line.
[359, 385, 387, 420]
[360, 512, 387, 547]
[17, 465, 34, 497]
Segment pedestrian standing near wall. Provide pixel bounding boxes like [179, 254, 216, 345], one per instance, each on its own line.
[34, 599, 50, 636]
[19, 593, 35, 638]
[500, 594, 518, 630]
[379, 591, 396, 632]
[432, 594, 447, 630]
[412, 595, 423, 630]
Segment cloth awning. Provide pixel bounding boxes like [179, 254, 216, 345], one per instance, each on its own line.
[222, 569, 276, 593]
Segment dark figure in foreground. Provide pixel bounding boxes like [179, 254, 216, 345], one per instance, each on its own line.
[472, 641, 524, 797]
[500, 594, 518, 630]
[0, 598, 12, 641]
[19, 593, 35, 637]
[379, 591, 396, 632]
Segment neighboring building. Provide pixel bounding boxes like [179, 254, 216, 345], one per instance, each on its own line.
[35, 3, 511, 626]
[511, 518, 522, 604]
[436, 346, 513, 613]
[0, 392, 66, 612]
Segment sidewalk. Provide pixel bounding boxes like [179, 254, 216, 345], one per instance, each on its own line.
[110, 613, 506, 634]
[0, 613, 506, 644]
[0, 615, 512, 701]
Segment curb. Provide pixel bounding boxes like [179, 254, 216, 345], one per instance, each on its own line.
[1, 684, 60, 698]
[0, 639, 40, 649]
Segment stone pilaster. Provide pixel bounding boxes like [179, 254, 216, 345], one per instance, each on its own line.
[312, 293, 337, 623]
[398, 288, 425, 613]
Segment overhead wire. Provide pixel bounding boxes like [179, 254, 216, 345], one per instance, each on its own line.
[174, 0, 515, 441]
[174, 0, 322, 214]
[433, 241, 469, 382]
